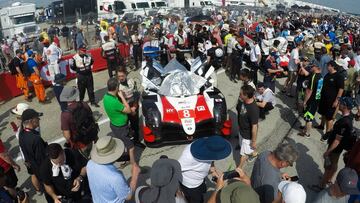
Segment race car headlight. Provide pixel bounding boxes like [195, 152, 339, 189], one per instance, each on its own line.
[145, 109, 160, 128]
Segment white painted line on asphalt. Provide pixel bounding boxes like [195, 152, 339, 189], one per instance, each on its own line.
[15, 117, 111, 162]
[217, 69, 226, 75]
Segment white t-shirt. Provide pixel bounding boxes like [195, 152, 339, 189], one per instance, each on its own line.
[178, 144, 211, 188]
[100, 31, 108, 44]
[288, 48, 299, 72]
[265, 27, 274, 39]
[227, 36, 236, 54]
[256, 88, 276, 106]
[250, 44, 261, 63]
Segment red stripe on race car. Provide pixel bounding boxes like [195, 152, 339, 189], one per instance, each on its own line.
[161, 96, 181, 123]
[195, 95, 213, 122]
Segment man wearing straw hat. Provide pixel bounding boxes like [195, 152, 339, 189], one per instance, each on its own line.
[87, 136, 140, 202]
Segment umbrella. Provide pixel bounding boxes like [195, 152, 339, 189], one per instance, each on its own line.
[187, 14, 214, 25]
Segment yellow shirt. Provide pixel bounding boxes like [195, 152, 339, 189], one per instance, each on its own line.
[224, 33, 233, 47]
[325, 43, 332, 55]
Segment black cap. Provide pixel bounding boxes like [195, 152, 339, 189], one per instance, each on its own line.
[15, 49, 23, 55]
[54, 73, 66, 84]
[21, 109, 43, 122]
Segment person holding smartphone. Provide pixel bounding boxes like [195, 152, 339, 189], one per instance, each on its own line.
[207, 168, 260, 203]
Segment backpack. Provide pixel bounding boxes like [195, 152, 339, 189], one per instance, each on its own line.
[69, 102, 99, 145]
[8, 58, 17, 75]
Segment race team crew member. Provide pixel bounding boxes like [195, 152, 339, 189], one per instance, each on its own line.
[18, 109, 47, 195]
[101, 35, 118, 78]
[70, 45, 99, 107]
[117, 70, 145, 148]
[44, 41, 62, 84]
[26, 50, 47, 103]
[130, 32, 142, 70]
[14, 49, 30, 101]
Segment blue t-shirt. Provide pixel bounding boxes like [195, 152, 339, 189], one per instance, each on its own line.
[26, 58, 37, 74]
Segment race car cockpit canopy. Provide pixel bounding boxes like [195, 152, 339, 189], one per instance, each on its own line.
[158, 59, 207, 97]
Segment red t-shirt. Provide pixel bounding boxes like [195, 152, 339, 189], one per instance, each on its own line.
[0, 140, 11, 172]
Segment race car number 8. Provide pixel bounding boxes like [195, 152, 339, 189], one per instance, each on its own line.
[178, 110, 195, 119]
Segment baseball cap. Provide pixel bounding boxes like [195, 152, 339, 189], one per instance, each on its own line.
[278, 181, 306, 203]
[21, 109, 43, 122]
[15, 49, 23, 55]
[336, 167, 360, 195]
[54, 73, 66, 84]
[11, 103, 29, 116]
[339, 97, 356, 109]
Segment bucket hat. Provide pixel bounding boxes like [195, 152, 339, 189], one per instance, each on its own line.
[190, 136, 232, 161]
[137, 158, 182, 203]
[90, 136, 125, 164]
[59, 87, 79, 102]
[220, 181, 260, 203]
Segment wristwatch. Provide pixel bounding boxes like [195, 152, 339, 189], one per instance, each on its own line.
[77, 175, 84, 182]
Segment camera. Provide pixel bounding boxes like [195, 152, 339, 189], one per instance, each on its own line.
[212, 170, 240, 182]
[16, 188, 26, 202]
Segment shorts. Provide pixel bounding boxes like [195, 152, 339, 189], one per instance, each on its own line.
[304, 101, 319, 122]
[4, 167, 18, 188]
[240, 138, 254, 156]
[318, 100, 336, 120]
[110, 123, 134, 149]
[287, 71, 297, 84]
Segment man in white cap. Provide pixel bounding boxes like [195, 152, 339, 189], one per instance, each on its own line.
[273, 181, 306, 203]
[87, 136, 140, 202]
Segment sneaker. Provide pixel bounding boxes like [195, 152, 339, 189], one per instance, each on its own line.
[297, 132, 310, 138]
[25, 97, 32, 102]
[247, 153, 258, 162]
[91, 103, 100, 108]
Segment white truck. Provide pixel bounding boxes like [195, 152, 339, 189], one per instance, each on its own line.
[167, 0, 215, 8]
[224, 0, 268, 6]
[97, 0, 168, 21]
[0, 2, 39, 39]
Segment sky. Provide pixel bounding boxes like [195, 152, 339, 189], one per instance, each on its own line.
[0, 0, 359, 14]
